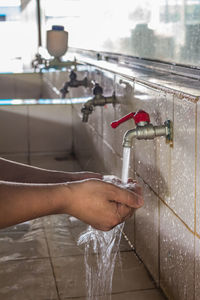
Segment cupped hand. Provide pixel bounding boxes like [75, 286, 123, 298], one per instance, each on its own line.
[64, 179, 144, 231]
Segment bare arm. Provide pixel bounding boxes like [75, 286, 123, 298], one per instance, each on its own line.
[0, 157, 101, 183]
[0, 179, 143, 231]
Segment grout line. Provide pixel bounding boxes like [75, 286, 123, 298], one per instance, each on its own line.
[0, 257, 50, 264]
[136, 172, 200, 239]
[121, 231, 160, 289]
[155, 131, 161, 288]
[61, 287, 159, 300]
[43, 228, 61, 300]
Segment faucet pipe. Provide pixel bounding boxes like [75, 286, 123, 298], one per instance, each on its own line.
[32, 55, 79, 72]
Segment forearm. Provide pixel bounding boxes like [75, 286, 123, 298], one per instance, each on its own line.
[0, 157, 76, 183]
[0, 158, 102, 183]
[0, 178, 144, 231]
[0, 181, 67, 229]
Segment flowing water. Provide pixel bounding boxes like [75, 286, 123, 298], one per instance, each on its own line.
[78, 223, 124, 300]
[121, 147, 131, 184]
[78, 148, 131, 300]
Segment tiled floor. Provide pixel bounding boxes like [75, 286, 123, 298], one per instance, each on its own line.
[0, 156, 166, 300]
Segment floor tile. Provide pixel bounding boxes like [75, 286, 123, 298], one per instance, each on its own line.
[45, 226, 83, 257]
[0, 258, 58, 300]
[0, 218, 44, 232]
[63, 289, 166, 300]
[62, 288, 166, 300]
[52, 251, 155, 299]
[42, 215, 70, 229]
[1, 154, 28, 165]
[0, 228, 49, 262]
[111, 289, 166, 300]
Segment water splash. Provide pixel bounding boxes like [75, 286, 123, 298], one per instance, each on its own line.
[78, 223, 124, 300]
[78, 149, 131, 299]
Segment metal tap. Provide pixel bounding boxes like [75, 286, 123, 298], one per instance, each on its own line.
[81, 83, 116, 122]
[60, 70, 88, 98]
[111, 110, 173, 147]
[32, 54, 46, 71]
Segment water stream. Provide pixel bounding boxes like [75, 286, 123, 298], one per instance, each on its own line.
[78, 147, 131, 300]
[121, 147, 131, 184]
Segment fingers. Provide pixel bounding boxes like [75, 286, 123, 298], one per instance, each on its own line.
[116, 203, 134, 222]
[111, 184, 144, 209]
[127, 178, 137, 184]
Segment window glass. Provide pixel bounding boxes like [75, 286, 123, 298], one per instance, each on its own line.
[44, 0, 200, 68]
[0, 0, 38, 72]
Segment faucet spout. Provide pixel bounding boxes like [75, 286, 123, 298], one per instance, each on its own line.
[60, 70, 88, 98]
[81, 99, 94, 122]
[81, 83, 116, 122]
[111, 110, 173, 147]
[123, 128, 137, 148]
[123, 123, 170, 148]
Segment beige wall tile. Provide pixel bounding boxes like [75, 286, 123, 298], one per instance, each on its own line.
[102, 71, 116, 150]
[1, 154, 28, 165]
[0, 75, 15, 98]
[123, 216, 135, 251]
[0, 106, 28, 154]
[73, 107, 104, 172]
[14, 74, 42, 99]
[197, 102, 200, 235]
[29, 104, 72, 153]
[156, 92, 173, 203]
[102, 138, 122, 177]
[135, 176, 159, 283]
[195, 236, 200, 300]
[72, 108, 92, 170]
[88, 106, 103, 136]
[170, 97, 196, 230]
[133, 83, 161, 193]
[114, 75, 136, 158]
[160, 202, 195, 300]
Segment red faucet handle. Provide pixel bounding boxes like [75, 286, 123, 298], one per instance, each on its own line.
[110, 110, 150, 129]
[111, 112, 136, 128]
[133, 110, 150, 125]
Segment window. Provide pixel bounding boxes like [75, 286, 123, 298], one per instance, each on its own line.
[44, 0, 200, 68]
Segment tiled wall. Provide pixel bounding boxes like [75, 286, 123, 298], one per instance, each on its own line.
[0, 65, 199, 299]
[0, 73, 73, 164]
[68, 66, 199, 300]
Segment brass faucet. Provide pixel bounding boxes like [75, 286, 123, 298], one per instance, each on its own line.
[111, 110, 173, 147]
[60, 70, 88, 98]
[81, 83, 116, 122]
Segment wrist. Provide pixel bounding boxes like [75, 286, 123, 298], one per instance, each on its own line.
[57, 183, 73, 214]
